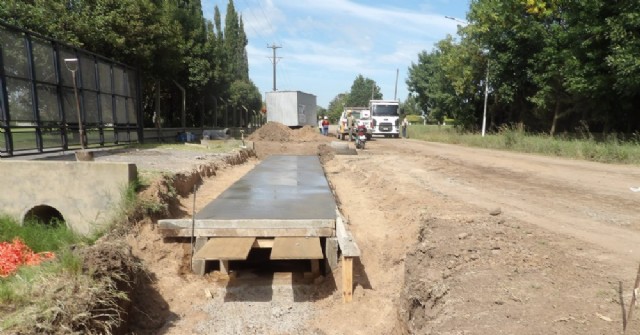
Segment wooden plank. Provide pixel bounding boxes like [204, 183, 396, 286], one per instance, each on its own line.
[270, 237, 324, 260]
[193, 237, 255, 260]
[159, 227, 335, 238]
[324, 237, 339, 274]
[335, 210, 361, 257]
[158, 218, 335, 230]
[342, 255, 354, 303]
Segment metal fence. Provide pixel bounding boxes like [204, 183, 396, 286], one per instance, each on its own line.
[0, 22, 141, 157]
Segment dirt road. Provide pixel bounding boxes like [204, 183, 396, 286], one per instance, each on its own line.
[133, 133, 640, 334]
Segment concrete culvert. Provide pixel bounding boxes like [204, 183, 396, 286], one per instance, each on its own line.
[23, 205, 65, 226]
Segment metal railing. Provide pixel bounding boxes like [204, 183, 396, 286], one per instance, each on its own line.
[0, 22, 142, 157]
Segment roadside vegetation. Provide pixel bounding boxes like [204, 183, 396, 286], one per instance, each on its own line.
[408, 124, 640, 165]
[0, 179, 157, 334]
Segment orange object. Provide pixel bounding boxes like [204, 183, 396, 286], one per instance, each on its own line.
[0, 238, 55, 277]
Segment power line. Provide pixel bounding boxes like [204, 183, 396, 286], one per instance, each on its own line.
[240, 0, 270, 46]
[255, 0, 277, 43]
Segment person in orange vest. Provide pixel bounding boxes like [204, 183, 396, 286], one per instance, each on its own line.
[322, 116, 330, 136]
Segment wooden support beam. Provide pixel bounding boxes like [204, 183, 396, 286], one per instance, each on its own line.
[335, 209, 360, 257]
[324, 237, 339, 274]
[311, 259, 320, 276]
[220, 260, 230, 275]
[191, 237, 208, 275]
[342, 255, 354, 303]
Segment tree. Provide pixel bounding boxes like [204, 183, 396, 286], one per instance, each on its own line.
[346, 75, 382, 106]
[327, 93, 348, 122]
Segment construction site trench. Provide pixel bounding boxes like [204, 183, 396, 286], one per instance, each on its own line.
[68, 122, 640, 334]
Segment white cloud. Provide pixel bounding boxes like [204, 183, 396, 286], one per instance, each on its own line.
[206, 0, 466, 106]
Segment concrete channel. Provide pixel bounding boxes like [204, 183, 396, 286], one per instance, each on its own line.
[158, 155, 360, 302]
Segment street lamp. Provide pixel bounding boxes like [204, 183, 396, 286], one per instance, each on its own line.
[445, 16, 489, 137]
[63, 58, 87, 149]
[241, 105, 248, 128]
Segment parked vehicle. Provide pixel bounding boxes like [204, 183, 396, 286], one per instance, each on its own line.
[336, 107, 373, 140]
[370, 100, 400, 138]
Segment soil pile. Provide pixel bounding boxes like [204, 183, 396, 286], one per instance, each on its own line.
[248, 122, 333, 143]
[248, 122, 336, 159]
[247, 122, 293, 141]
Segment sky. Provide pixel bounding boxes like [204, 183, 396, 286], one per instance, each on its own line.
[202, 0, 470, 108]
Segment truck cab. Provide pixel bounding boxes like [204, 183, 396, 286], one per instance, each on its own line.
[370, 100, 400, 138]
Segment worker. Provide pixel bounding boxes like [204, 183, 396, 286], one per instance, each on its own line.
[347, 111, 355, 141]
[402, 117, 409, 138]
[322, 116, 330, 136]
[318, 116, 323, 134]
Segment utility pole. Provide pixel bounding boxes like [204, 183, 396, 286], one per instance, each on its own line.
[394, 68, 399, 101]
[267, 44, 282, 91]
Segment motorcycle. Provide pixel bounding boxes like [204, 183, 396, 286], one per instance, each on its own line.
[352, 125, 367, 149]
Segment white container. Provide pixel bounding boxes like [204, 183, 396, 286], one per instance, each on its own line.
[266, 91, 317, 127]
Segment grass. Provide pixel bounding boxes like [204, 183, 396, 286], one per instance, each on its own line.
[407, 124, 640, 165]
[0, 215, 87, 319]
[0, 216, 85, 253]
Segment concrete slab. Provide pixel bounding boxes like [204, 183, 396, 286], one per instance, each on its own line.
[158, 155, 337, 238]
[196, 155, 336, 221]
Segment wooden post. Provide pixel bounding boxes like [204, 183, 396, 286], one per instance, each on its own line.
[342, 255, 353, 303]
[220, 260, 230, 275]
[624, 264, 640, 333]
[311, 259, 320, 276]
[191, 237, 208, 275]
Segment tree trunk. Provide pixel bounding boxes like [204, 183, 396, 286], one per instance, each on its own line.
[550, 96, 561, 137]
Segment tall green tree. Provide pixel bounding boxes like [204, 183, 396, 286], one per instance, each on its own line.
[327, 93, 348, 121]
[223, 0, 248, 80]
[346, 74, 382, 106]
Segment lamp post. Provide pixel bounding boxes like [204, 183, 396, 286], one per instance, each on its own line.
[241, 105, 248, 128]
[63, 58, 86, 149]
[445, 16, 489, 137]
[481, 59, 489, 137]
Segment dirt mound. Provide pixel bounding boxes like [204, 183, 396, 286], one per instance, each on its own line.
[247, 122, 293, 141]
[248, 122, 333, 143]
[248, 123, 337, 159]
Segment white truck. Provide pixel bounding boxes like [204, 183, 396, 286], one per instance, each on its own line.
[336, 107, 373, 140]
[266, 91, 317, 127]
[370, 99, 400, 138]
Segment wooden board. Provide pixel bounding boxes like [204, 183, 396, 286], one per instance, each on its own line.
[335, 210, 361, 257]
[193, 237, 255, 260]
[270, 237, 324, 260]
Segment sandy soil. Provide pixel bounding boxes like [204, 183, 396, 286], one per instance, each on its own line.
[121, 129, 640, 334]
